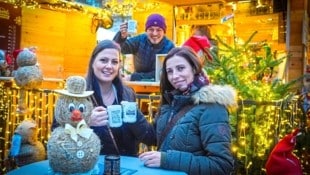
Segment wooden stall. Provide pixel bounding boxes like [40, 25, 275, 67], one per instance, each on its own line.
[21, 7, 97, 79]
[1, 0, 310, 174]
[0, 0, 296, 80]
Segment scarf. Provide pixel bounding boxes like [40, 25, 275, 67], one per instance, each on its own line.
[182, 72, 210, 95]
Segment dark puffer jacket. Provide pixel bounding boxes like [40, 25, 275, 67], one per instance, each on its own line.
[156, 85, 237, 175]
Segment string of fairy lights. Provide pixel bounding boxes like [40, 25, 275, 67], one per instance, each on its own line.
[0, 78, 306, 174]
[0, 0, 161, 17]
[0, 79, 61, 173]
[229, 96, 304, 174]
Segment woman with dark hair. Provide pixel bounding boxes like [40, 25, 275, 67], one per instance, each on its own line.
[139, 46, 237, 175]
[84, 40, 156, 156]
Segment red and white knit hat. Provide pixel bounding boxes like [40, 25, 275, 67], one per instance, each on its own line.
[183, 36, 212, 61]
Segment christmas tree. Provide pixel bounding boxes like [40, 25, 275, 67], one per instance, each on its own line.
[204, 31, 305, 174]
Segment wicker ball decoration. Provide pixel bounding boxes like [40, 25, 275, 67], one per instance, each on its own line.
[14, 49, 43, 89]
[12, 120, 46, 167]
[48, 127, 100, 174]
[16, 49, 37, 67]
[47, 76, 100, 174]
[14, 66, 43, 88]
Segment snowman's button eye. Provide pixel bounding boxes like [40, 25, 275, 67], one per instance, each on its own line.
[78, 104, 86, 113]
[68, 103, 75, 112]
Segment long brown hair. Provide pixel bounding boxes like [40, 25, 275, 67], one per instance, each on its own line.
[85, 40, 123, 106]
[191, 25, 212, 38]
[160, 46, 203, 105]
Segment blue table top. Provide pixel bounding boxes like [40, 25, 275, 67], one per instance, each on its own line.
[7, 155, 187, 175]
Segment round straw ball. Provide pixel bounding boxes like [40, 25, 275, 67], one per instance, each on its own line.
[14, 66, 43, 88]
[47, 127, 101, 174]
[16, 49, 37, 67]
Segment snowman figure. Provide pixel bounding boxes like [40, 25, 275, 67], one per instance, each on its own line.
[47, 76, 101, 175]
[13, 48, 43, 113]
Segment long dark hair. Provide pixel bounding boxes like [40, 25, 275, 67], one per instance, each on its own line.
[160, 46, 203, 105]
[85, 40, 123, 106]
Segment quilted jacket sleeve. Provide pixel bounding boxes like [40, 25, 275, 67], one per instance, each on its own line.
[160, 104, 234, 175]
[113, 31, 139, 54]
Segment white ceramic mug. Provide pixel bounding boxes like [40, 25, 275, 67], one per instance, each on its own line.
[107, 105, 123, 127]
[121, 101, 137, 123]
[127, 19, 137, 34]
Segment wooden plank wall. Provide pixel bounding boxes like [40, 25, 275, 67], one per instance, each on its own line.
[21, 7, 96, 79]
[63, 12, 97, 78]
[20, 3, 174, 79]
[286, 0, 307, 81]
[19, 1, 295, 80]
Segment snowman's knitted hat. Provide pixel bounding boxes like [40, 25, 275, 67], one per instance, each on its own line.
[55, 76, 93, 97]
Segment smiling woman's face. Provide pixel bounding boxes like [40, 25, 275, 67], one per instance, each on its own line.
[92, 48, 120, 83]
[165, 55, 194, 92]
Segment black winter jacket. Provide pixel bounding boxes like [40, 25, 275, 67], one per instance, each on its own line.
[157, 85, 237, 175]
[91, 85, 156, 156]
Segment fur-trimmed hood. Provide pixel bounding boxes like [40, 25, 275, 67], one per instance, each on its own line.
[192, 85, 238, 108]
[157, 84, 236, 174]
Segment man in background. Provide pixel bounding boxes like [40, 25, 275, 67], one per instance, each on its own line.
[113, 13, 174, 81]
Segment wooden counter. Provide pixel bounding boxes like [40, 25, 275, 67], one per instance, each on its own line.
[124, 81, 160, 93]
[124, 81, 160, 116]
[0, 77, 64, 89]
